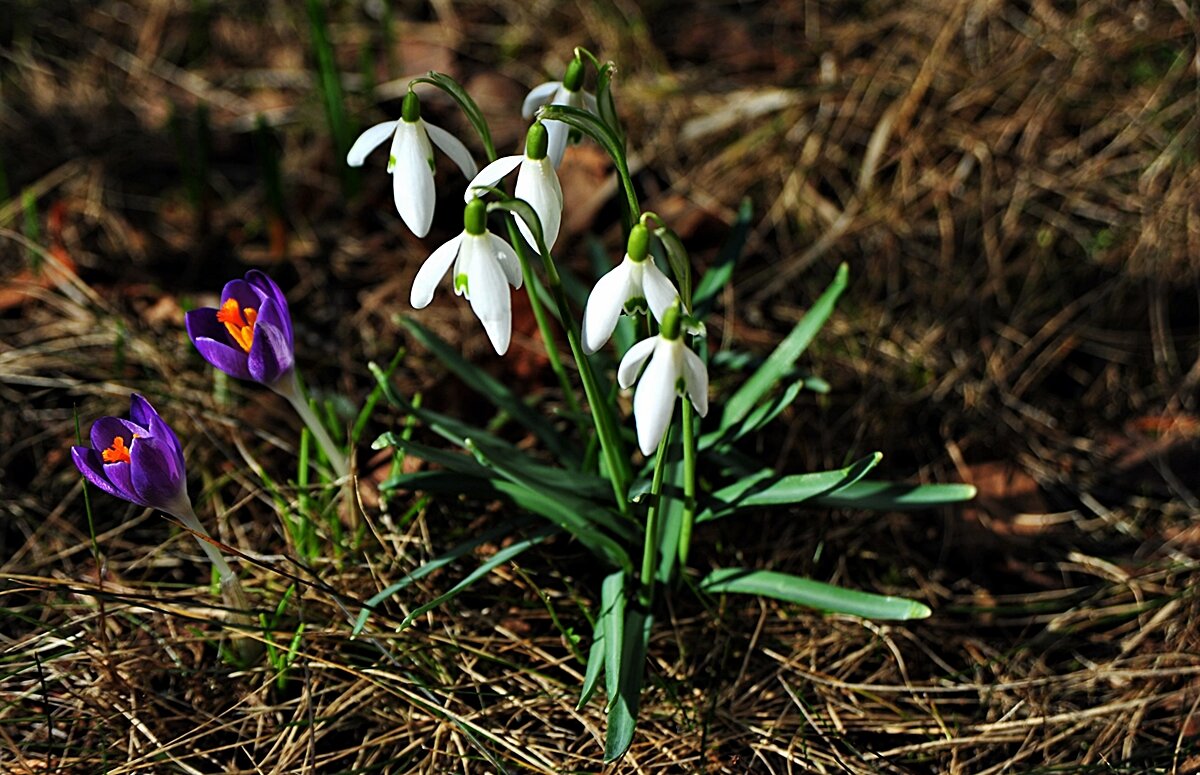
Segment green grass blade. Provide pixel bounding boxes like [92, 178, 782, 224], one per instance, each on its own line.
[402, 318, 575, 464]
[813, 481, 978, 510]
[700, 568, 932, 620]
[396, 525, 557, 631]
[693, 197, 752, 320]
[305, 0, 356, 193]
[699, 452, 881, 523]
[604, 606, 652, 762]
[720, 262, 848, 430]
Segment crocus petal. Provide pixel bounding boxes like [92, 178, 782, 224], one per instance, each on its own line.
[89, 415, 138, 454]
[191, 337, 253, 380]
[219, 279, 261, 314]
[487, 234, 523, 290]
[72, 446, 143, 505]
[617, 336, 657, 389]
[425, 121, 478, 179]
[461, 236, 512, 355]
[582, 259, 634, 355]
[392, 121, 436, 238]
[246, 303, 294, 386]
[681, 347, 709, 417]
[245, 270, 293, 341]
[514, 157, 562, 250]
[411, 233, 463, 308]
[346, 120, 399, 167]
[130, 433, 185, 510]
[464, 155, 522, 201]
[129, 394, 185, 467]
[633, 341, 680, 456]
[640, 262, 681, 324]
[185, 308, 226, 347]
[522, 81, 562, 119]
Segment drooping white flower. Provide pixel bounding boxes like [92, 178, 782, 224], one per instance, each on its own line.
[466, 122, 563, 251]
[521, 56, 597, 168]
[410, 199, 523, 355]
[582, 224, 681, 354]
[346, 91, 478, 238]
[618, 302, 709, 456]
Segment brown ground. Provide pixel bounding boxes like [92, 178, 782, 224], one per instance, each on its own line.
[2, 1, 1199, 772]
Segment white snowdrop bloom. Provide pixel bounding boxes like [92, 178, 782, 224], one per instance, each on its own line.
[618, 302, 709, 456]
[466, 122, 563, 251]
[521, 56, 598, 168]
[410, 199, 523, 355]
[346, 91, 478, 238]
[581, 224, 681, 354]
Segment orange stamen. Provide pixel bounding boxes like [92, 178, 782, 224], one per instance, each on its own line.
[102, 435, 132, 464]
[216, 298, 258, 353]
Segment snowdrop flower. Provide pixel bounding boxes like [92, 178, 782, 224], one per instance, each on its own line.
[618, 302, 709, 456]
[466, 122, 563, 251]
[582, 224, 681, 354]
[411, 198, 523, 355]
[346, 90, 478, 238]
[522, 55, 597, 168]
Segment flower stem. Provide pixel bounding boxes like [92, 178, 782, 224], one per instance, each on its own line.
[677, 401, 697, 568]
[639, 424, 673, 606]
[506, 219, 582, 421]
[276, 373, 350, 481]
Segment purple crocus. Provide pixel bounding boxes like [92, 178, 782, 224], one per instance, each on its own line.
[71, 393, 190, 516]
[184, 270, 294, 388]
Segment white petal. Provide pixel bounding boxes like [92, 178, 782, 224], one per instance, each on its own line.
[617, 336, 657, 389]
[425, 121, 478, 179]
[583, 91, 598, 115]
[464, 155, 522, 201]
[522, 81, 562, 119]
[515, 158, 563, 250]
[681, 346, 709, 417]
[346, 120, 398, 167]
[461, 236, 512, 355]
[582, 259, 635, 355]
[545, 119, 569, 169]
[640, 261, 681, 324]
[632, 341, 680, 456]
[410, 233, 463, 308]
[393, 122, 436, 237]
[488, 233, 523, 289]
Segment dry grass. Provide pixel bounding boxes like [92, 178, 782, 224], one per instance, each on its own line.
[2, 0, 1199, 771]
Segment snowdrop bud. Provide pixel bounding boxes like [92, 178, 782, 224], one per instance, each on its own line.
[525, 122, 549, 161]
[627, 223, 650, 263]
[401, 90, 421, 122]
[563, 56, 585, 92]
[464, 198, 487, 236]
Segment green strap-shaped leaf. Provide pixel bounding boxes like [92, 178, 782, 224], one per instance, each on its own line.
[402, 318, 574, 464]
[577, 617, 605, 711]
[699, 452, 882, 523]
[720, 263, 848, 431]
[601, 572, 625, 710]
[352, 518, 535, 635]
[409, 72, 496, 160]
[813, 481, 977, 510]
[603, 605, 652, 762]
[699, 378, 804, 452]
[700, 568, 932, 620]
[395, 524, 557, 630]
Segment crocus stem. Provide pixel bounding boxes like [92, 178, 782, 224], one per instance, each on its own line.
[677, 401, 697, 568]
[639, 424, 673, 605]
[275, 373, 350, 481]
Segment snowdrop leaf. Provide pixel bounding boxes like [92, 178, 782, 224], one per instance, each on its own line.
[812, 481, 977, 510]
[699, 452, 881, 522]
[603, 606, 652, 762]
[700, 568, 932, 620]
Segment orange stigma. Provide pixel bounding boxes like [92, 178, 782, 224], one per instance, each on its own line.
[216, 298, 258, 353]
[102, 435, 132, 464]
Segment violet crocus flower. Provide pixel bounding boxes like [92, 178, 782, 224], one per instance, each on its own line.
[72, 393, 191, 516]
[185, 270, 349, 480]
[185, 270, 294, 389]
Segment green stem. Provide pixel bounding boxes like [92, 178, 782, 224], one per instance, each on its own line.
[677, 401, 697, 568]
[639, 425, 673, 605]
[505, 218, 583, 422]
[275, 372, 350, 481]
